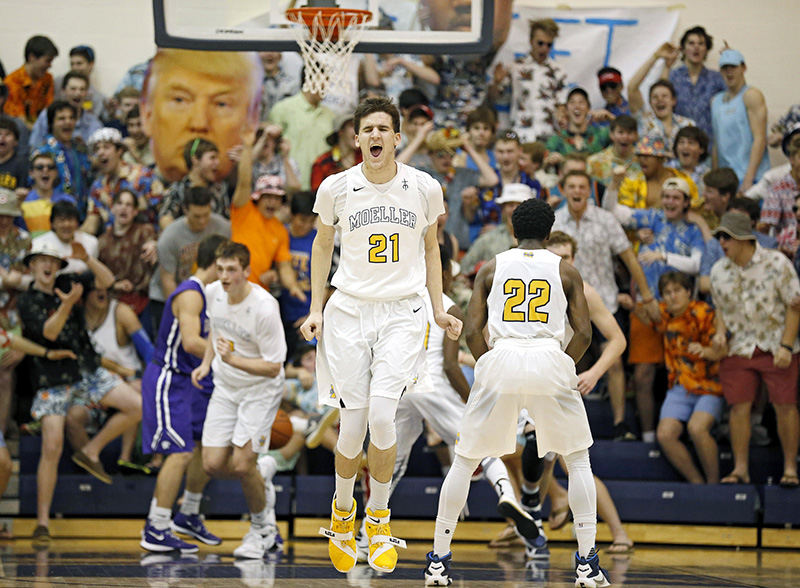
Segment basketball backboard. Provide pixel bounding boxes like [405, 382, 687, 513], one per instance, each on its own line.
[153, 0, 493, 54]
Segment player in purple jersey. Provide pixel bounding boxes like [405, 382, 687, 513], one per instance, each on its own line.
[140, 234, 228, 554]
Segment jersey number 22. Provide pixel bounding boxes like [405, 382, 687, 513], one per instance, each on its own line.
[502, 278, 551, 323]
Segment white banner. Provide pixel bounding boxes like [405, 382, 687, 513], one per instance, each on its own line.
[493, 6, 680, 110]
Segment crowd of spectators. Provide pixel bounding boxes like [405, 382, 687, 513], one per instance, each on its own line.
[0, 13, 798, 528]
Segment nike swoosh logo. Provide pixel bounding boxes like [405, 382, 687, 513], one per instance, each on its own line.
[150, 532, 165, 540]
[367, 517, 380, 524]
[353, 186, 365, 191]
[413, 307, 422, 313]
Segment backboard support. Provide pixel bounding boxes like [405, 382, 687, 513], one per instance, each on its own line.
[152, 0, 494, 55]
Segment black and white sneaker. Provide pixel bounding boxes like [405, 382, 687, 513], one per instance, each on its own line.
[575, 548, 611, 587]
[424, 551, 453, 586]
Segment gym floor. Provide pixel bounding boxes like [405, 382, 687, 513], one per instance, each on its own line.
[3, 534, 799, 587]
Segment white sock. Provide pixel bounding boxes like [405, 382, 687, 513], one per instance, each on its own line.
[264, 479, 277, 526]
[433, 454, 481, 557]
[641, 430, 656, 443]
[148, 498, 172, 531]
[367, 478, 391, 511]
[251, 508, 269, 533]
[179, 491, 202, 516]
[335, 473, 356, 512]
[563, 449, 597, 558]
[482, 457, 515, 499]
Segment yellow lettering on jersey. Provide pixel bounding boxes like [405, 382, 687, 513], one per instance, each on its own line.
[502, 278, 551, 323]
[368, 233, 400, 263]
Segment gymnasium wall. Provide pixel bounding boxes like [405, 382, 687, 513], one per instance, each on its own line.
[0, 0, 795, 158]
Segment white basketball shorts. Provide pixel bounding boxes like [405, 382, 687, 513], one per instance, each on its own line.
[202, 380, 283, 452]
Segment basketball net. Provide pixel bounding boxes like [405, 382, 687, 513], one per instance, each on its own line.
[286, 7, 372, 98]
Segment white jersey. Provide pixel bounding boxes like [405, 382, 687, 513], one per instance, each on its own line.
[412, 290, 457, 395]
[88, 300, 141, 372]
[315, 162, 444, 300]
[206, 281, 286, 390]
[487, 248, 568, 347]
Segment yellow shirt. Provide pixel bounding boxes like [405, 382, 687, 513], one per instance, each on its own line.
[618, 167, 700, 209]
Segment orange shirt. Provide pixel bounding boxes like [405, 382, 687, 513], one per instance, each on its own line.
[3, 66, 54, 125]
[231, 203, 292, 285]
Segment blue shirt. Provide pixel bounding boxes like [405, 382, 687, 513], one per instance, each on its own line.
[669, 65, 726, 141]
[473, 172, 542, 241]
[631, 209, 705, 299]
[29, 109, 103, 151]
[37, 136, 92, 215]
[281, 226, 315, 323]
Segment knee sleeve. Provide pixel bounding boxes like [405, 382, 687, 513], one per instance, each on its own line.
[367, 396, 399, 450]
[336, 407, 369, 459]
[521, 430, 545, 482]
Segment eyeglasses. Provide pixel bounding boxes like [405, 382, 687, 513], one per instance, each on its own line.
[536, 40, 553, 48]
[600, 82, 620, 91]
[33, 164, 56, 171]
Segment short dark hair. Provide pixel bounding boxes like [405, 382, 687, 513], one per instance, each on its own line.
[658, 271, 693, 298]
[0, 117, 20, 142]
[290, 191, 316, 216]
[567, 87, 590, 105]
[61, 70, 89, 90]
[216, 240, 250, 269]
[112, 188, 137, 206]
[511, 198, 555, 241]
[729, 197, 760, 223]
[496, 129, 521, 146]
[673, 126, 709, 162]
[649, 80, 676, 99]
[465, 106, 497, 130]
[125, 106, 141, 123]
[562, 169, 591, 186]
[46, 100, 78, 133]
[183, 186, 213, 209]
[50, 200, 80, 223]
[24, 35, 58, 61]
[196, 234, 228, 269]
[521, 142, 547, 165]
[292, 343, 316, 367]
[69, 45, 95, 63]
[398, 88, 429, 110]
[703, 167, 739, 197]
[354, 96, 400, 134]
[679, 26, 713, 53]
[610, 114, 637, 133]
[183, 138, 218, 169]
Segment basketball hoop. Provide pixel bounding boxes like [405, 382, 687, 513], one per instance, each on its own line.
[286, 3, 372, 98]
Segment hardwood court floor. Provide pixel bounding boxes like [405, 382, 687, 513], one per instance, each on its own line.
[1, 538, 799, 587]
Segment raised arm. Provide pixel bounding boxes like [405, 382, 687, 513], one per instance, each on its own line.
[628, 43, 678, 114]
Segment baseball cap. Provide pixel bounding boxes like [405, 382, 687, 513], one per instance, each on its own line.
[712, 211, 755, 241]
[719, 49, 745, 67]
[781, 122, 800, 156]
[662, 177, 691, 196]
[408, 104, 434, 121]
[598, 69, 623, 86]
[0, 188, 21, 217]
[251, 175, 286, 200]
[496, 183, 534, 205]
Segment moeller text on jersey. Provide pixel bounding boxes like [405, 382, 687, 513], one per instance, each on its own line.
[349, 206, 418, 231]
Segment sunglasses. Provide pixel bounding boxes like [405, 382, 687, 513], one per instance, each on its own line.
[536, 40, 553, 48]
[714, 233, 732, 241]
[600, 82, 620, 91]
[33, 164, 56, 171]
[500, 130, 519, 141]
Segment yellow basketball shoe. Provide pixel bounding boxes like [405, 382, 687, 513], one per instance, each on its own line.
[364, 507, 407, 573]
[319, 497, 358, 573]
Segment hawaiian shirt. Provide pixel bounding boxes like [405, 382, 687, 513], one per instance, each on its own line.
[710, 244, 800, 357]
[37, 136, 92, 215]
[260, 65, 302, 121]
[636, 111, 696, 148]
[0, 226, 31, 330]
[159, 177, 230, 222]
[88, 162, 161, 229]
[552, 204, 631, 312]
[630, 208, 705, 298]
[431, 53, 495, 128]
[509, 56, 569, 142]
[587, 146, 643, 186]
[459, 223, 514, 276]
[655, 300, 722, 396]
[669, 65, 726, 140]
[618, 168, 700, 210]
[759, 171, 798, 252]
[666, 160, 711, 196]
[545, 124, 610, 156]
